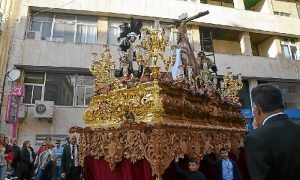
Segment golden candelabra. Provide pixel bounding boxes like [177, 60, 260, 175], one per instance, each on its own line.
[89, 45, 115, 94]
[220, 67, 243, 103]
[138, 20, 173, 79]
[194, 57, 218, 89]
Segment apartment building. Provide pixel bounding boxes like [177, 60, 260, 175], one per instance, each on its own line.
[1, 0, 300, 147]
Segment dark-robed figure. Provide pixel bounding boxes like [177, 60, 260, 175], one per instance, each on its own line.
[117, 18, 143, 78]
[18, 140, 36, 180]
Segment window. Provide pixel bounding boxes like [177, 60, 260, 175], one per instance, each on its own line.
[30, 12, 97, 44]
[274, 11, 291, 17]
[258, 81, 300, 109]
[23, 71, 94, 106]
[237, 80, 251, 109]
[44, 73, 75, 106]
[75, 75, 94, 106]
[108, 19, 121, 45]
[108, 18, 163, 45]
[23, 72, 45, 104]
[30, 13, 53, 40]
[280, 38, 299, 60]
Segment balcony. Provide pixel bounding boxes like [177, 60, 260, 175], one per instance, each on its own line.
[28, 0, 300, 36]
[215, 53, 300, 80]
[21, 38, 300, 81]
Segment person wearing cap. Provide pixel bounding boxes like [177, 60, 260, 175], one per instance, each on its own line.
[35, 142, 54, 180]
[52, 140, 64, 180]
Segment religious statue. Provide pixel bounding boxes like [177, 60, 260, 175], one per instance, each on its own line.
[173, 11, 209, 78]
[117, 18, 143, 77]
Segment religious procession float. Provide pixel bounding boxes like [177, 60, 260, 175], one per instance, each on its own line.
[70, 11, 246, 180]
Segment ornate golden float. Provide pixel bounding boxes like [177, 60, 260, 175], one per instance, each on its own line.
[70, 14, 246, 179]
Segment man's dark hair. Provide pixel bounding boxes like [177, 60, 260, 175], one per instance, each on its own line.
[189, 157, 200, 164]
[220, 147, 229, 152]
[251, 84, 285, 113]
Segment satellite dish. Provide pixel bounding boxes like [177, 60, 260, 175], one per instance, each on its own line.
[7, 69, 21, 81]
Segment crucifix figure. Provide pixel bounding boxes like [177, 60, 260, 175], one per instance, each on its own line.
[174, 11, 209, 78]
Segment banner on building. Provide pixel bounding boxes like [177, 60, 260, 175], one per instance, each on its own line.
[5, 86, 24, 124]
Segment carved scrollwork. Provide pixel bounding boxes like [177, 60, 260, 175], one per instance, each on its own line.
[77, 124, 246, 176]
[102, 132, 124, 170]
[123, 130, 147, 162]
[144, 129, 175, 176]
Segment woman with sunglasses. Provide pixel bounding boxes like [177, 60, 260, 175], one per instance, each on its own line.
[35, 143, 54, 180]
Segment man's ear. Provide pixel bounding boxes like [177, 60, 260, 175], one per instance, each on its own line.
[256, 105, 262, 116]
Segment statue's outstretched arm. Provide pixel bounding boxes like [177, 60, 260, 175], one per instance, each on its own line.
[182, 11, 209, 24]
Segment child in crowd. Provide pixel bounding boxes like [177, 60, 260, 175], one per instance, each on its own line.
[175, 157, 206, 180]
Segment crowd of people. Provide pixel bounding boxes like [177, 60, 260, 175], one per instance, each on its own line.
[0, 134, 82, 180]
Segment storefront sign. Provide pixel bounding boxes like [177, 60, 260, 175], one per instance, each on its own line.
[5, 86, 24, 124]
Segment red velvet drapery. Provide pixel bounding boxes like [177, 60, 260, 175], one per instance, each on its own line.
[84, 157, 155, 180]
[84, 152, 249, 180]
[83, 156, 219, 180]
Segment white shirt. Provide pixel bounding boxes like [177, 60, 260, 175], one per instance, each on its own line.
[70, 144, 79, 167]
[262, 112, 284, 125]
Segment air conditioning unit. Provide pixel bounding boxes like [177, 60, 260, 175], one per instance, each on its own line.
[18, 104, 28, 119]
[26, 31, 41, 40]
[33, 101, 54, 119]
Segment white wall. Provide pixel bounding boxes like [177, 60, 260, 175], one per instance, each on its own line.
[17, 106, 86, 149]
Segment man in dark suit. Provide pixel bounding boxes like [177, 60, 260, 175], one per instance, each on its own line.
[204, 147, 241, 180]
[244, 84, 300, 180]
[61, 134, 82, 180]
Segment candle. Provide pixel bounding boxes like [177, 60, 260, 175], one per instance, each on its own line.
[203, 61, 208, 69]
[220, 81, 224, 89]
[226, 67, 231, 73]
[91, 52, 97, 61]
[123, 64, 129, 76]
[237, 73, 242, 80]
[188, 66, 193, 78]
[110, 69, 115, 79]
[213, 78, 218, 85]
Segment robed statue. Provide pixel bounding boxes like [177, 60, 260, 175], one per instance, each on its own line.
[173, 11, 209, 78]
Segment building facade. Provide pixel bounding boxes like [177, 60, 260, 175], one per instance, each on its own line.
[1, 0, 300, 147]
[0, 0, 21, 112]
